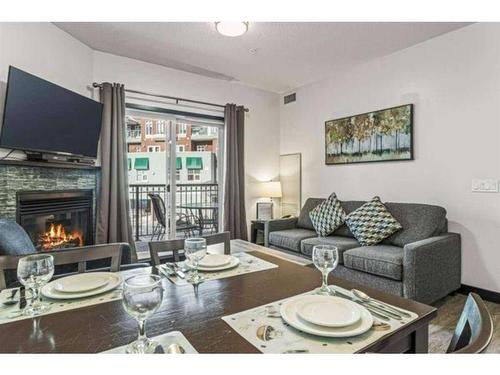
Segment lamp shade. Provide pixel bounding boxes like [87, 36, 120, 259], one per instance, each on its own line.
[257, 181, 282, 198]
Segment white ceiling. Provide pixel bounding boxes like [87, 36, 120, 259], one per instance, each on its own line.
[54, 22, 471, 93]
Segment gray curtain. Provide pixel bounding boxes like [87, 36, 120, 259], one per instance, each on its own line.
[223, 104, 248, 240]
[96, 83, 136, 260]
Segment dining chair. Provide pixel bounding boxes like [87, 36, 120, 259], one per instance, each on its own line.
[148, 231, 231, 267]
[0, 243, 123, 290]
[446, 293, 493, 353]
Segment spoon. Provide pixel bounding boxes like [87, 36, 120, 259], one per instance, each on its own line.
[166, 343, 186, 354]
[2, 289, 19, 306]
[351, 289, 411, 318]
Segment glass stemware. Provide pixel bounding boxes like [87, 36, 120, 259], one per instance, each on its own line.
[312, 245, 339, 295]
[184, 238, 207, 284]
[17, 254, 55, 316]
[122, 274, 164, 354]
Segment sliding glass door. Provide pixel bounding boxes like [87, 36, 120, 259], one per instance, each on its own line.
[126, 109, 224, 248]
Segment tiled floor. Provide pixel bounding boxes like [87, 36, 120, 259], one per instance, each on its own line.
[429, 293, 499, 353]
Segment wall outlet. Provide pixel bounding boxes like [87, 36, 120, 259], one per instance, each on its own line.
[472, 179, 499, 193]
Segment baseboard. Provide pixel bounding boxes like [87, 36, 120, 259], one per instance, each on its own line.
[458, 284, 500, 304]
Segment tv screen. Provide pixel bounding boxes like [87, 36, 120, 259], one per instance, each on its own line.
[0, 66, 103, 158]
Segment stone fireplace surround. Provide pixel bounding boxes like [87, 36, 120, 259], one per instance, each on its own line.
[0, 160, 100, 246]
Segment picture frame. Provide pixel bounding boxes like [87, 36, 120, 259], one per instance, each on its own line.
[256, 202, 273, 220]
[325, 104, 413, 165]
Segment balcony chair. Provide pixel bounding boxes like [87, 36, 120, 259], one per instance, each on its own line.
[148, 193, 199, 240]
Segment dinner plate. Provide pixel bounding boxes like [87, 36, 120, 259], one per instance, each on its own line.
[280, 295, 373, 338]
[186, 256, 240, 272]
[198, 254, 232, 268]
[54, 273, 110, 293]
[296, 295, 361, 328]
[41, 272, 122, 300]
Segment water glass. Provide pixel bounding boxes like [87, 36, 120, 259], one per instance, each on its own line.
[184, 238, 207, 284]
[312, 245, 339, 295]
[122, 274, 164, 354]
[17, 254, 54, 316]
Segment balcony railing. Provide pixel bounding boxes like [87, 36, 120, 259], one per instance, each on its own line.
[129, 183, 219, 241]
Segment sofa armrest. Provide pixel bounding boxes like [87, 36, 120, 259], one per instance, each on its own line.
[263, 217, 299, 247]
[403, 233, 461, 303]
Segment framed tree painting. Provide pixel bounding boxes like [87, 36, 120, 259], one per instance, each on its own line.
[325, 104, 413, 165]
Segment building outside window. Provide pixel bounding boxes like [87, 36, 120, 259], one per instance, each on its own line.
[157, 120, 165, 134]
[177, 123, 187, 137]
[148, 146, 160, 152]
[176, 170, 180, 181]
[136, 171, 148, 182]
[176, 145, 185, 152]
[196, 145, 207, 151]
[187, 169, 201, 181]
[145, 120, 153, 136]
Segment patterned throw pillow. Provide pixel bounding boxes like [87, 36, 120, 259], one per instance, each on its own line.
[309, 193, 346, 236]
[345, 196, 402, 246]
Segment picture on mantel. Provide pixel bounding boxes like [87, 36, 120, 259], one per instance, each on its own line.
[325, 104, 413, 165]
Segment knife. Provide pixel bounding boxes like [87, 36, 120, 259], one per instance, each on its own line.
[333, 290, 392, 321]
[18, 286, 26, 310]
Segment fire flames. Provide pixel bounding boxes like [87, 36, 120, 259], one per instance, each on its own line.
[38, 223, 84, 251]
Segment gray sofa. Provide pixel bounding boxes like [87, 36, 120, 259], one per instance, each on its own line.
[264, 198, 461, 304]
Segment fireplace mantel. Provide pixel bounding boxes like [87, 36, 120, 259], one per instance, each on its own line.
[0, 159, 100, 170]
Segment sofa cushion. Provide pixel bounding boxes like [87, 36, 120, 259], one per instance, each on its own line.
[301, 236, 360, 263]
[297, 198, 324, 230]
[343, 245, 404, 281]
[333, 201, 366, 237]
[383, 203, 447, 247]
[268, 228, 317, 252]
[309, 193, 346, 236]
[345, 197, 402, 246]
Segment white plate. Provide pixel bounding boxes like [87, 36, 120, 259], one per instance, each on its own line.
[186, 256, 240, 272]
[280, 295, 373, 338]
[198, 254, 232, 268]
[54, 273, 110, 293]
[296, 295, 361, 328]
[41, 272, 122, 300]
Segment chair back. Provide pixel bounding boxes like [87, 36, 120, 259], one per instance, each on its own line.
[0, 243, 123, 290]
[148, 193, 167, 228]
[447, 293, 493, 353]
[148, 231, 231, 267]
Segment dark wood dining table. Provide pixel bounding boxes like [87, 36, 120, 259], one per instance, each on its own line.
[0, 240, 437, 353]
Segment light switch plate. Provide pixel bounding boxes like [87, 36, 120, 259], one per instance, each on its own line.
[472, 179, 499, 193]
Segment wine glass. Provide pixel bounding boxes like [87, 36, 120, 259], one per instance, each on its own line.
[17, 254, 55, 316]
[184, 238, 207, 284]
[122, 274, 164, 354]
[312, 245, 339, 295]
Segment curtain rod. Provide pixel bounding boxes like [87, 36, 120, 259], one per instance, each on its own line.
[92, 83, 249, 112]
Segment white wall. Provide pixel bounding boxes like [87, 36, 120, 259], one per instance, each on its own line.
[93, 51, 281, 228]
[280, 23, 500, 293]
[0, 22, 94, 158]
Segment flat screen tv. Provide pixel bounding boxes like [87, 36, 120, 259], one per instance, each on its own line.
[0, 66, 103, 158]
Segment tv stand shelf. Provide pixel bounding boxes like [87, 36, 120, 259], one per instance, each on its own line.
[0, 159, 100, 170]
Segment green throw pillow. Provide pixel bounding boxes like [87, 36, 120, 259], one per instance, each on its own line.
[345, 196, 402, 246]
[309, 193, 346, 236]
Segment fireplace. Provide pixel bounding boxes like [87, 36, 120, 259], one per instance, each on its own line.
[17, 190, 93, 252]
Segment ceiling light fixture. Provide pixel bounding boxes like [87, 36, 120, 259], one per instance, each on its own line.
[215, 22, 248, 37]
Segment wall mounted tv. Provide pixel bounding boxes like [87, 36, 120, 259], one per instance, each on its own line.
[0, 66, 103, 159]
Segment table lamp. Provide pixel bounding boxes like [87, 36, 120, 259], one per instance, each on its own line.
[256, 181, 282, 219]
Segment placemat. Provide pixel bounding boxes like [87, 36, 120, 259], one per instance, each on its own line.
[221, 285, 419, 353]
[102, 331, 198, 354]
[158, 252, 278, 286]
[0, 268, 151, 325]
